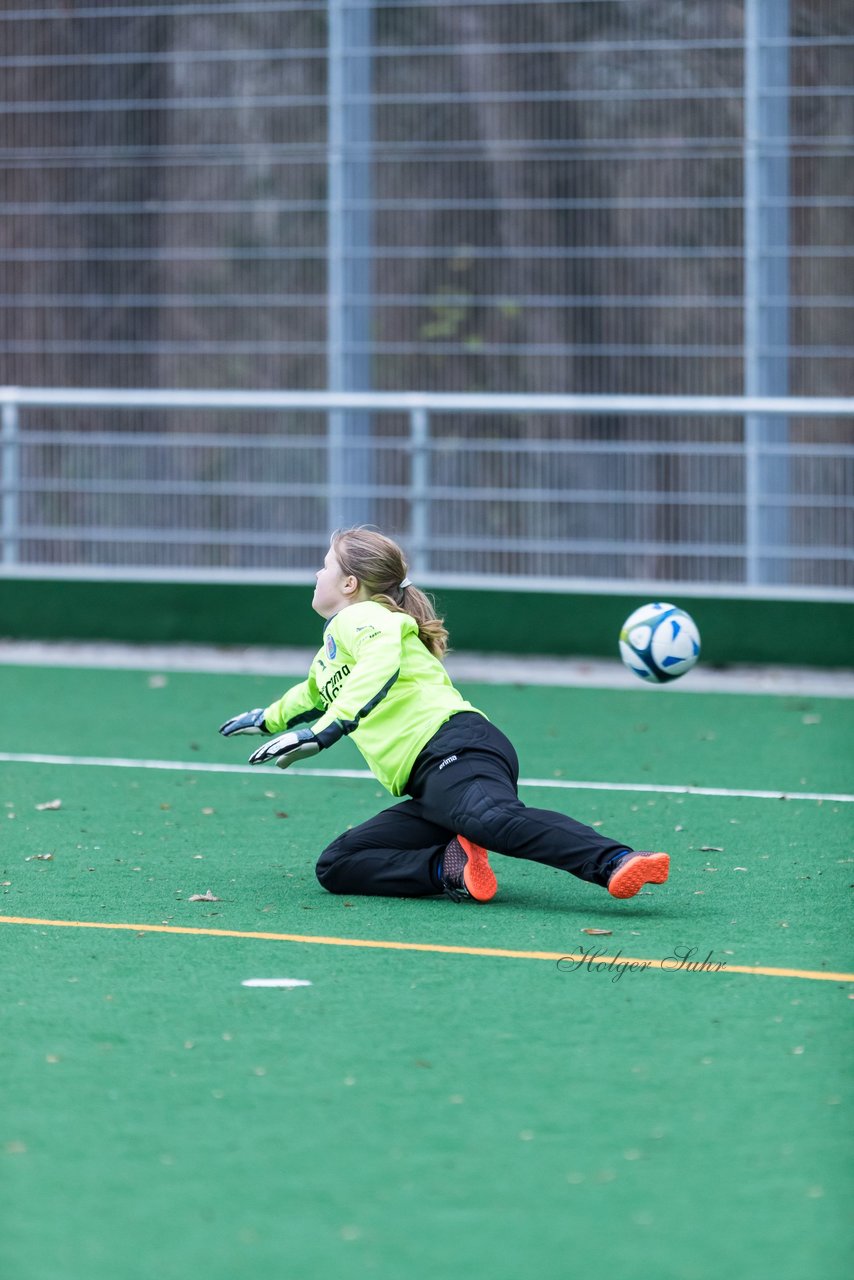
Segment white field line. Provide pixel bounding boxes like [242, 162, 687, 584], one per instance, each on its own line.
[0, 750, 851, 804]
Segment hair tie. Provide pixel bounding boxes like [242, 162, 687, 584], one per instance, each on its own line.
[399, 577, 412, 590]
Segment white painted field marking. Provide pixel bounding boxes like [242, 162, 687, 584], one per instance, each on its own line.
[0, 750, 851, 804]
[241, 978, 312, 988]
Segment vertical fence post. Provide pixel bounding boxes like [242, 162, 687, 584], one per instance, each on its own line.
[2, 399, 20, 567]
[327, 0, 374, 531]
[410, 407, 429, 575]
[744, 0, 790, 585]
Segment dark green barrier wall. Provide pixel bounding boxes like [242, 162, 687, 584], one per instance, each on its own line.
[1, 576, 851, 667]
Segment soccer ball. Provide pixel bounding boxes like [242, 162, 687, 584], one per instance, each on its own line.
[619, 602, 701, 684]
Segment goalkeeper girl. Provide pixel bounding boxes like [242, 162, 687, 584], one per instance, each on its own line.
[219, 528, 669, 903]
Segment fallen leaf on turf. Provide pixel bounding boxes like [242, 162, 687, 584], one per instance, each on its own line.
[275, 811, 289, 819]
[700, 846, 724, 852]
[582, 928, 612, 936]
[188, 890, 220, 902]
[25, 853, 53, 861]
[35, 799, 62, 811]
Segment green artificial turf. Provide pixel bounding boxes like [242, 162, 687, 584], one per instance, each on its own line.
[1, 663, 852, 1280]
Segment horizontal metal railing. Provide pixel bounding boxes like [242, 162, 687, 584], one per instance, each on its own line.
[1, 387, 852, 598]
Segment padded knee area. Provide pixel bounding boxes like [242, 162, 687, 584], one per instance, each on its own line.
[449, 780, 527, 853]
[315, 836, 348, 892]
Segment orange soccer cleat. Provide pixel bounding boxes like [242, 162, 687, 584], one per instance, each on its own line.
[441, 835, 498, 902]
[607, 851, 670, 899]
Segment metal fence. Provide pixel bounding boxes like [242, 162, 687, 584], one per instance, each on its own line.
[2, 387, 851, 594]
[1, 3, 852, 596]
[1, 0, 852, 398]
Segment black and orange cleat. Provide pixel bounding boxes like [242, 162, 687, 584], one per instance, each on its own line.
[441, 835, 498, 902]
[607, 851, 670, 899]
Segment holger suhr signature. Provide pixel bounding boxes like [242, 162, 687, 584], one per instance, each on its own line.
[557, 944, 727, 983]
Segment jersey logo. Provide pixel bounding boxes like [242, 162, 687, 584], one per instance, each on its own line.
[439, 755, 458, 771]
[325, 634, 337, 660]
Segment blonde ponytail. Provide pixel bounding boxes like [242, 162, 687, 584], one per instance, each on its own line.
[331, 527, 449, 659]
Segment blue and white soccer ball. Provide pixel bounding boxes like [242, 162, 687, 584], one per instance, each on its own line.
[619, 602, 701, 684]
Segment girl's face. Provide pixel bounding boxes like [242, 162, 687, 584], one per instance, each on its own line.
[312, 545, 360, 618]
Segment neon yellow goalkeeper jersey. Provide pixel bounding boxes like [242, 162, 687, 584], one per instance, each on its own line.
[263, 601, 484, 796]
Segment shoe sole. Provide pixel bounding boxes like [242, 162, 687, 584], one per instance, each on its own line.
[608, 852, 670, 899]
[458, 835, 498, 902]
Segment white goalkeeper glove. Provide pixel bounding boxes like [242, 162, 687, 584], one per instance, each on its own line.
[219, 708, 269, 736]
[248, 727, 322, 770]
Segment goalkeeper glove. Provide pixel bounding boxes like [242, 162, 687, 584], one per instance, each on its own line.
[219, 708, 269, 736]
[248, 727, 322, 770]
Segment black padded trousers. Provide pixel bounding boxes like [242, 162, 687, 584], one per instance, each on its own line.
[315, 712, 631, 897]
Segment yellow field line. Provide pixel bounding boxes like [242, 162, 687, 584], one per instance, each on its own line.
[1, 914, 852, 983]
